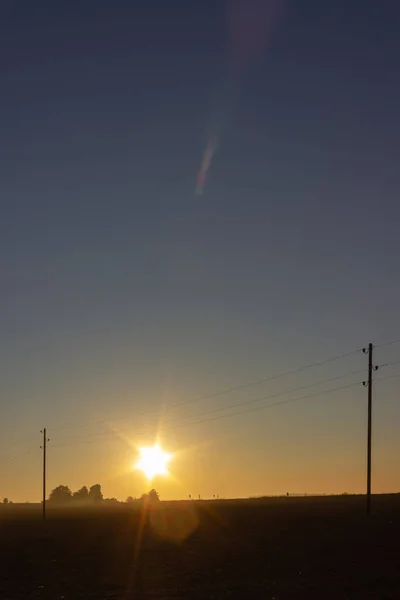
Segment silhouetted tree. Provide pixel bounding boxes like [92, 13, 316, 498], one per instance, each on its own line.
[149, 488, 159, 502]
[140, 489, 160, 503]
[89, 484, 103, 502]
[73, 486, 89, 501]
[49, 485, 73, 504]
[104, 497, 119, 505]
[3, 498, 9, 504]
[126, 496, 135, 504]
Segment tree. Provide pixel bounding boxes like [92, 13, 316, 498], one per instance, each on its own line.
[49, 485, 73, 504]
[104, 497, 119, 505]
[89, 484, 103, 502]
[126, 496, 136, 504]
[148, 489, 160, 502]
[3, 498, 9, 504]
[141, 489, 160, 503]
[73, 486, 89, 501]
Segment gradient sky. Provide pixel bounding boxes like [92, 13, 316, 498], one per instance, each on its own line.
[1, 0, 400, 502]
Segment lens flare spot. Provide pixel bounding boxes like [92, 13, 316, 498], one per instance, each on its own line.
[149, 501, 199, 544]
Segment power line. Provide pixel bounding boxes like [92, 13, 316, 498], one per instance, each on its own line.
[375, 372, 400, 384]
[50, 380, 363, 450]
[48, 371, 400, 450]
[165, 381, 363, 431]
[0, 450, 32, 462]
[48, 347, 362, 434]
[375, 338, 400, 349]
[177, 369, 364, 421]
[51, 368, 365, 443]
[377, 360, 400, 369]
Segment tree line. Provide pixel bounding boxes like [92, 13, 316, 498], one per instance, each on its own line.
[48, 484, 159, 504]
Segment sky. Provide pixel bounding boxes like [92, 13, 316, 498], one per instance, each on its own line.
[1, 0, 400, 502]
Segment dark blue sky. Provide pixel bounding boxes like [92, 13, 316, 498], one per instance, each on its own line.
[1, 0, 400, 500]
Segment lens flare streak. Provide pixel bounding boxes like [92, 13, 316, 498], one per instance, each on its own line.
[196, 136, 218, 195]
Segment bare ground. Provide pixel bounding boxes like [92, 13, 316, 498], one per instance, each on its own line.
[0, 495, 399, 599]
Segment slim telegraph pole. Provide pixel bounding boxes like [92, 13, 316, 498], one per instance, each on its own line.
[40, 429, 49, 521]
[363, 344, 378, 517]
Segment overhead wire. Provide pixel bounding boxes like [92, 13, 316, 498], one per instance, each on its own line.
[47, 347, 363, 433]
[50, 368, 366, 443]
[48, 372, 400, 448]
[374, 372, 400, 384]
[0, 450, 32, 462]
[377, 360, 400, 369]
[50, 379, 364, 449]
[51, 360, 396, 444]
[375, 339, 400, 349]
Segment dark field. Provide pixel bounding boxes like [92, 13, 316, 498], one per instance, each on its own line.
[1, 495, 399, 599]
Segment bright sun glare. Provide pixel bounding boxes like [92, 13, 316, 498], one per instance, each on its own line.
[134, 445, 172, 480]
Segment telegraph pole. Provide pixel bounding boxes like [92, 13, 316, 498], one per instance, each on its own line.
[363, 344, 378, 517]
[40, 429, 50, 521]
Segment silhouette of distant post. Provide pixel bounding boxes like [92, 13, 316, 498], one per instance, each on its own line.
[363, 343, 378, 517]
[40, 428, 49, 521]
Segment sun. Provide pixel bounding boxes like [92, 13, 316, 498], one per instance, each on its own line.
[134, 445, 172, 480]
